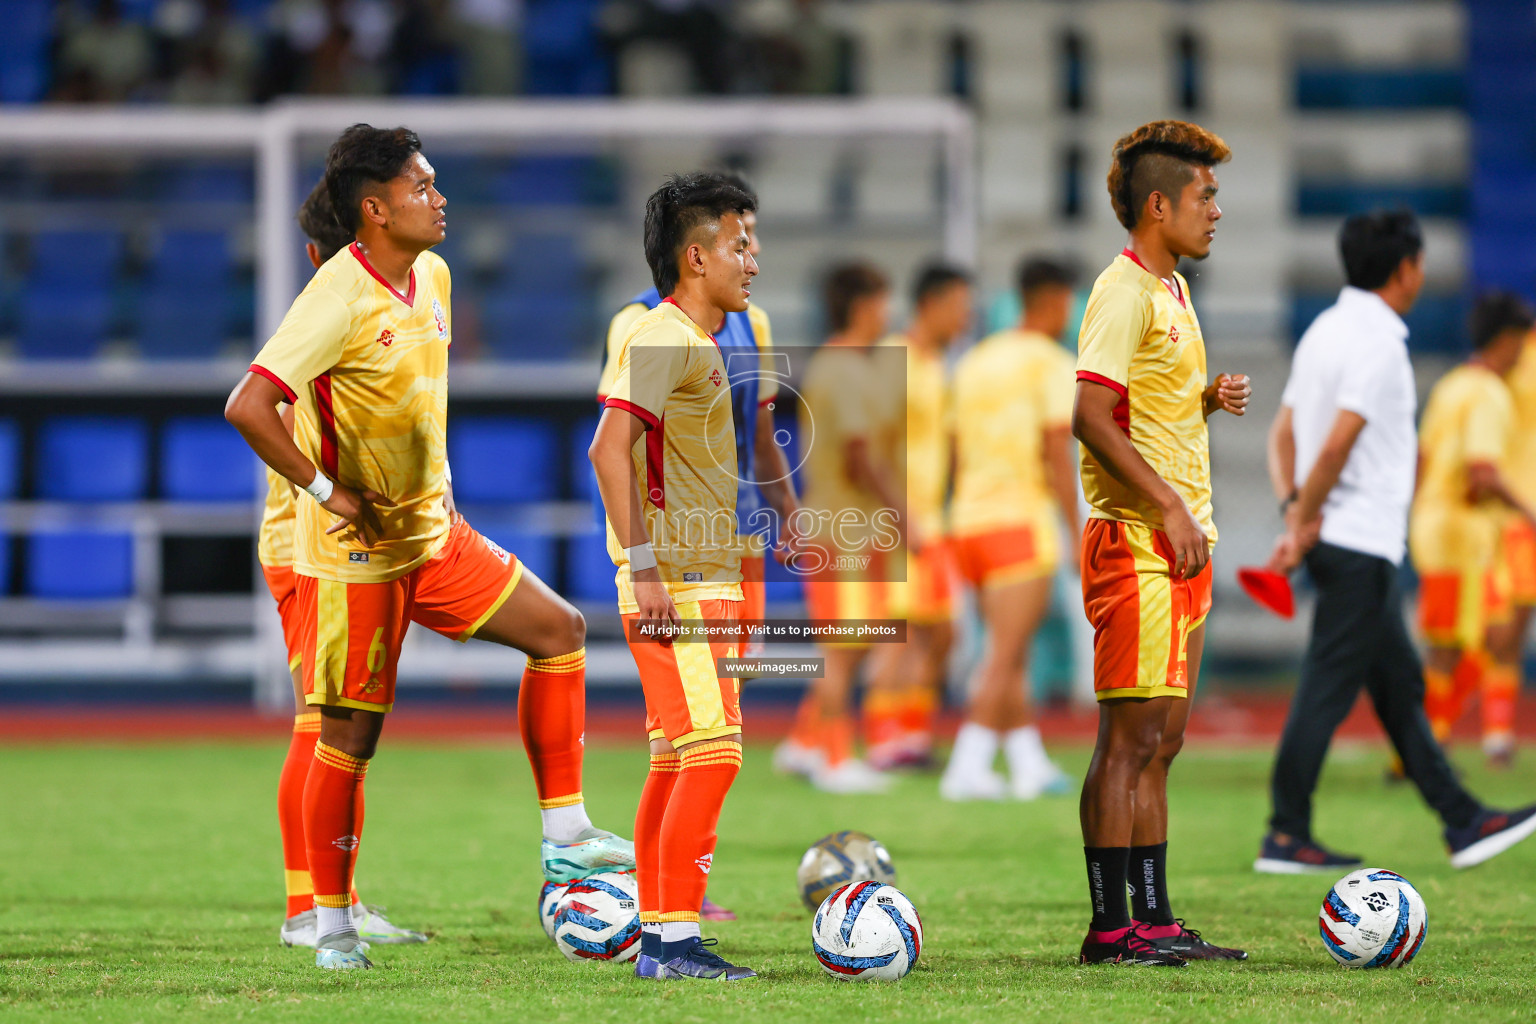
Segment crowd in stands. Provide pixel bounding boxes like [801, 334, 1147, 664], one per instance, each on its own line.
[46, 0, 849, 104]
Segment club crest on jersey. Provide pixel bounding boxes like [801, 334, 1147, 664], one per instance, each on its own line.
[482, 535, 512, 566]
[431, 298, 447, 339]
[1168, 323, 1180, 344]
[375, 328, 394, 347]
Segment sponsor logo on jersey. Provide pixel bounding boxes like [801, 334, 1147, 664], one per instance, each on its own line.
[349, 551, 370, 563]
[709, 368, 723, 387]
[695, 853, 713, 875]
[482, 536, 512, 565]
[376, 328, 394, 347]
[1168, 323, 1180, 344]
[431, 298, 448, 339]
[683, 572, 703, 582]
[333, 834, 360, 852]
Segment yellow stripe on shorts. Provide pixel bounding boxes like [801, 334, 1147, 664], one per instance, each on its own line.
[672, 600, 727, 733]
[1124, 525, 1175, 692]
[313, 579, 349, 701]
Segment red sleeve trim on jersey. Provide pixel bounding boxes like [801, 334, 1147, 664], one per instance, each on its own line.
[349, 241, 417, 307]
[596, 393, 608, 405]
[249, 364, 297, 404]
[313, 373, 340, 478]
[603, 397, 660, 431]
[645, 414, 666, 511]
[758, 396, 777, 407]
[1077, 370, 1128, 399]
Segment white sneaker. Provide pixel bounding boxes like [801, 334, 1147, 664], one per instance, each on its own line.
[939, 768, 1008, 802]
[1012, 761, 1075, 801]
[810, 759, 892, 794]
[773, 739, 825, 778]
[280, 909, 317, 948]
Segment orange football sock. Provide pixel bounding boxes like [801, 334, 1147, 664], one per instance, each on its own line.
[897, 683, 938, 737]
[519, 648, 586, 808]
[634, 751, 681, 920]
[658, 741, 741, 924]
[822, 712, 854, 767]
[279, 712, 321, 918]
[862, 687, 902, 749]
[304, 742, 369, 916]
[1481, 662, 1519, 750]
[789, 690, 820, 748]
[1424, 667, 1455, 740]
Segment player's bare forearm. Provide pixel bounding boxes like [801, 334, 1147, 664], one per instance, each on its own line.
[1044, 426, 1080, 541]
[754, 403, 799, 522]
[1071, 381, 1183, 516]
[226, 371, 317, 489]
[1268, 405, 1297, 502]
[589, 407, 652, 548]
[1468, 463, 1536, 521]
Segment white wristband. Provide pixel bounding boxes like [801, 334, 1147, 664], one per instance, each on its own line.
[303, 470, 334, 504]
[625, 542, 658, 573]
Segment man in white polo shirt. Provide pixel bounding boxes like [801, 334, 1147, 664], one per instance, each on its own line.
[1255, 210, 1536, 874]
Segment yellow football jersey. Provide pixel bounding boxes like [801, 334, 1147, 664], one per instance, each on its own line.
[250, 243, 452, 583]
[876, 334, 949, 539]
[797, 343, 902, 549]
[1075, 250, 1215, 543]
[1410, 362, 1515, 571]
[256, 467, 296, 568]
[951, 328, 1076, 538]
[598, 299, 777, 405]
[1505, 334, 1536, 509]
[603, 300, 742, 612]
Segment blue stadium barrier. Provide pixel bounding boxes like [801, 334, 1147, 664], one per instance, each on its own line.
[1296, 68, 1465, 109]
[1295, 182, 1468, 219]
[0, 0, 51, 102]
[569, 415, 601, 508]
[567, 531, 617, 603]
[27, 530, 135, 599]
[448, 417, 560, 503]
[161, 417, 256, 501]
[0, 419, 19, 499]
[38, 417, 150, 502]
[162, 164, 253, 203]
[0, 533, 9, 595]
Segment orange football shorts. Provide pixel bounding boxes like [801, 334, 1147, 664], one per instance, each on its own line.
[296, 518, 524, 713]
[740, 552, 766, 638]
[1418, 562, 1512, 650]
[1081, 518, 1213, 701]
[899, 540, 957, 624]
[261, 563, 303, 671]
[803, 547, 896, 648]
[1504, 517, 1536, 607]
[952, 524, 1056, 591]
[626, 598, 743, 746]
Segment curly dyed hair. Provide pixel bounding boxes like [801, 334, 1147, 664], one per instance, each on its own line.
[1106, 120, 1231, 230]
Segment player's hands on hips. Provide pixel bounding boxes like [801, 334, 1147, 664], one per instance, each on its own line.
[1160, 496, 1210, 580]
[443, 480, 462, 525]
[633, 568, 681, 646]
[322, 484, 396, 547]
[1205, 373, 1251, 417]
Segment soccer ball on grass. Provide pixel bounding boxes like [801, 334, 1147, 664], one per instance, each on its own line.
[811, 880, 923, 981]
[1318, 868, 1427, 968]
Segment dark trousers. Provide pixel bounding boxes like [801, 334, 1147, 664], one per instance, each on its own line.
[1268, 542, 1481, 838]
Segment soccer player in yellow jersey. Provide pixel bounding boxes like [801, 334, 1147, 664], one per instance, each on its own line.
[227, 125, 632, 970]
[1503, 315, 1536, 739]
[779, 263, 906, 794]
[261, 179, 425, 949]
[1411, 293, 1536, 766]
[1072, 121, 1250, 966]
[589, 172, 759, 982]
[864, 264, 969, 771]
[940, 257, 1079, 802]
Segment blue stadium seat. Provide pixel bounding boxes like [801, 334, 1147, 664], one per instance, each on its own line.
[152, 231, 233, 285]
[479, 291, 591, 360]
[162, 164, 253, 203]
[448, 417, 560, 503]
[26, 530, 134, 599]
[523, 0, 609, 95]
[0, 419, 19, 499]
[569, 415, 601, 506]
[30, 230, 122, 287]
[497, 158, 597, 206]
[470, 521, 557, 583]
[0, 534, 9, 595]
[162, 417, 256, 501]
[1295, 182, 1468, 219]
[0, 0, 51, 102]
[17, 284, 114, 359]
[567, 531, 617, 602]
[137, 290, 231, 359]
[504, 234, 584, 288]
[1296, 68, 1465, 110]
[39, 417, 149, 502]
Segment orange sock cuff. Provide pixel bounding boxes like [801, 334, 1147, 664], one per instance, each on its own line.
[313, 893, 353, 909]
[314, 742, 369, 779]
[527, 648, 586, 673]
[680, 740, 743, 771]
[650, 752, 682, 772]
[294, 712, 322, 734]
[538, 792, 584, 810]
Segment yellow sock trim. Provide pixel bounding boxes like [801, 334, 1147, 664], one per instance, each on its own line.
[681, 740, 742, 770]
[313, 893, 353, 909]
[649, 753, 682, 773]
[314, 741, 370, 778]
[657, 911, 701, 923]
[284, 868, 313, 898]
[527, 647, 586, 673]
[293, 712, 321, 734]
[639, 911, 661, 924]
[538, 792, 584, 810]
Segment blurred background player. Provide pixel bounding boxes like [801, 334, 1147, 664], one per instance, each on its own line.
[1072, 121, 1250, 966]
[863, 262, 969, 772]
[263, 179, 426, 949]
[940, 256, 1079, 802]
[1256, 211, 1536, 874]
[228, 125, 632, 970]
[775, 262, 904, 794]
[597, 174, 798, 921]
[589, 172, 758, 982]
[1411, 291, 1536, 768]
[1503, 311, 1536, 748]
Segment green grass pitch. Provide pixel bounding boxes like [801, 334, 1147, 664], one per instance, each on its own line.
[1, 738, 1534, 1022]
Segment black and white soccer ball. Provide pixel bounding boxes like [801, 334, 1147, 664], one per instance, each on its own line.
[1319, 868, 1427, 968]
[797, 831, 897, 911]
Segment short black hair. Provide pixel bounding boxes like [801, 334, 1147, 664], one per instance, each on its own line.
[643, 172, 758, 297]
[297, 179, 353, 263]
[1468, 291, 1534, 352]
[823, 262, 889, 333]
[1338, 209, 1423, 291]
[911, 262, 969, 307]
[1017, 256, 1076, 307]
[324, 124, 423, 234]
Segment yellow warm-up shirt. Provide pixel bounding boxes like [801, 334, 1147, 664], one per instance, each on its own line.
[603, 300, 742, 612]
[1409, 362, 1515, 571]
[797, 344, 899, 549]
[599, 300, 776, 406]
[951, 328, 1076, 538]
[257, 467, 296, 568]
[1075, 250, 1215, 543]
[1505, 335, 1536, 510]
[250, 243, 452, 583]
[878, 335, 949, 540]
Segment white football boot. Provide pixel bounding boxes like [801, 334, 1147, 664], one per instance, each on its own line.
[810, 758, 892, 795]
[772, 738, 825, 778]
[939, 767, 1008, 802]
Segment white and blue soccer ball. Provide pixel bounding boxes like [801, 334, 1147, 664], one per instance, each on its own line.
[538, 880, 568, 941]
[1318, 868, 1428, 968]
[812, 881, 923, 981]
[552, 871, 641, 962]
